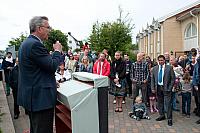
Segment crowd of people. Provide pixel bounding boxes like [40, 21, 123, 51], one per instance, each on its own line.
[2, 16, 200, 132]
[38, 45, 200, 127]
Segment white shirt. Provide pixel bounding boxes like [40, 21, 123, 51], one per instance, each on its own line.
[55, 70, 71, 81]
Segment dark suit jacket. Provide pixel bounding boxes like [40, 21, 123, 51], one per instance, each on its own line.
[18, 35, 61, 112]
[151, 64, 175, 92]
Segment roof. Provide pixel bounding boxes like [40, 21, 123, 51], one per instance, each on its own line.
[158, 0, 200, 22]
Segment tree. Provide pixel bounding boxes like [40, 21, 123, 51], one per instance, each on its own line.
[88, 7, 134, 58]
[44, 29, 68, 52]
[9, 32, 27, 51]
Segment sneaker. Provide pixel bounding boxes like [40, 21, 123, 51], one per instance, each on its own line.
[115, 84, 121, 88]
[113, 100, 116, 104]
[128, 112, 134, 117]
[136, 117, 140, 121]
[146, 116, 150, 120]
[122, 100, 125, 104]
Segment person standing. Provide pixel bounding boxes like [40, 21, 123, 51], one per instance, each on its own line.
[123, 53, 132, 103]
[9, 57, 20, 119]
[130, 53, 148, 105]
[151, 55, 175, 126]
[93, 53, 110, 76]
[110, 51, 126, 112]
[2, 52, 15, 96]
[193, 58, 200, 124]
[18, 16, 62, 133]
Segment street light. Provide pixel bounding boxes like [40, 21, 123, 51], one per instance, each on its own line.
[67, 32, 82, 46]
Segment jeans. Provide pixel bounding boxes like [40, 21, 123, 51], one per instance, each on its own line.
[182, 92, 191, 115]
[172, 92, 177, 110]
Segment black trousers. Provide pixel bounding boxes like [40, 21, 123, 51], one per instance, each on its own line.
[29, 108, 54, 133]
[126, 76, 132, 95]
[12, 88, 19, 115]
[197, 85, 200, 116]
[157, 86, 172, 120]
[132, 83, 147, 104]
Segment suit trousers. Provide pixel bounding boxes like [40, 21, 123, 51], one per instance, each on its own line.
[132, 82, 147, 104]
[12, 88, 19, 115]
[157, 85, 172, 120]
[29, 108, 54, 133]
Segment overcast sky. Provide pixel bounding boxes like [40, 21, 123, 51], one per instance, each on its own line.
[0, 0, 198, 50]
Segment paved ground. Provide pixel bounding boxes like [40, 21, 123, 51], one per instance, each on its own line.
[6, 88, 200, 133]
[0, 82, 15, 133]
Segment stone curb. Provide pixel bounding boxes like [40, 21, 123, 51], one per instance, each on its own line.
[0, 81, 15, 133]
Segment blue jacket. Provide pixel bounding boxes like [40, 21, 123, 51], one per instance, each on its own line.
[18, 35, 61, 112]
[192, 59, 200, 86]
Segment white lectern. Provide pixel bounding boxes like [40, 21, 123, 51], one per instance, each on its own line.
[56, 72, 108, 133]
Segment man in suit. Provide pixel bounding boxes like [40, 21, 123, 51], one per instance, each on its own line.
[18, 16, 62, 133]
[151, 55, 175, 126]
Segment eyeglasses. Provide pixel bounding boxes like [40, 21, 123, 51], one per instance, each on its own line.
[40, 26, 52, 30]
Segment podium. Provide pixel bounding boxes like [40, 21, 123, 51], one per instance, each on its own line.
[56, 72, 109, 133]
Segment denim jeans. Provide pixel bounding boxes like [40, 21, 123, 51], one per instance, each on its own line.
[172, 92, 177, 109]
[182, 92, 191, 115]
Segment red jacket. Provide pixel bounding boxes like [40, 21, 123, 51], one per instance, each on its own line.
[93, 59, 110, 76]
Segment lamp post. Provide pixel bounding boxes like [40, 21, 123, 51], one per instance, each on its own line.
[67, 32, 82, 47]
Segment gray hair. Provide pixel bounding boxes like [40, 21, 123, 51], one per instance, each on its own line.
[29, 16, 48, 33]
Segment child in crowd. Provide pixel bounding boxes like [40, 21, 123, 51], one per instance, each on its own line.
[129, 96, 150, 121]
[149, 93, 158, 113]
[181, 72, 192, 118]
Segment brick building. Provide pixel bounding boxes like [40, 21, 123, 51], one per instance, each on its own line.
[136, 0, 200, 59]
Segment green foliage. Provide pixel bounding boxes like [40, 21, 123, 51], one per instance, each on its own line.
[88, 8, 134, 58]
[9, 32, 27, 51]
[44, 29, 68, 52]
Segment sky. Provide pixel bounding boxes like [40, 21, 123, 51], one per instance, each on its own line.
[0, 0, 198, 50]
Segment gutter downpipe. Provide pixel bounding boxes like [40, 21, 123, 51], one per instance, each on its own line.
[190, 10, 199, 48]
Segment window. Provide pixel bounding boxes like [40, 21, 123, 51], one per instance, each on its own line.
[185, 23, 197, 39]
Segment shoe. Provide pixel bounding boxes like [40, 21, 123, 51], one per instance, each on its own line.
[154, 108, 159, 112]
[113, 100, 116, 104]
[14, 114, 19, 119]
[193, 108, 197, 113]
[156, 116, 166, 121]
[168, 120, 173, 126]
[136, 117, 140, 121]
[118, 107, 123, 112]
[196, 119, 200, 124]
[145, 116, 150, 120]
[186, 115, 190, 118]
[115, 84, 121, 88]
[172, 108, 180, 111]
[115, 108, 119, 112]
[182, 113, 186, 116]
[150, 109, 154, 113]
[122, 100, 125, 104]
[128, 112, 134, 117]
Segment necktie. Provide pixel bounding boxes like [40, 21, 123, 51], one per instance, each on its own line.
[158, 65, 163, 83]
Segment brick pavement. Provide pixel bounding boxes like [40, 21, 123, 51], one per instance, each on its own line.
[109, 95, 200, 133]
[6, 90, 200, 133]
